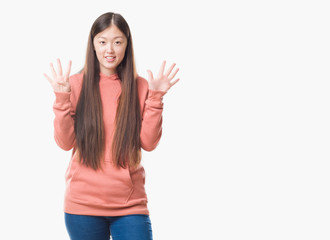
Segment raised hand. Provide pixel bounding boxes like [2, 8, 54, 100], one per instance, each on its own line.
[44, 59, 72, 92]
[146, 60, 180, 92]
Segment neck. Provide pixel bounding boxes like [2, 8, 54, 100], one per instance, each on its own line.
[100, 66, 116, 76]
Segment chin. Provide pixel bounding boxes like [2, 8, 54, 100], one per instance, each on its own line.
[103, 62, 117, 69]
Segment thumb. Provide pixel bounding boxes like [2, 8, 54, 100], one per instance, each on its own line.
[146, 70, 154, 82]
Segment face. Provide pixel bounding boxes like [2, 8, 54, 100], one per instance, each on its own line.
[93, 25, 127, 76]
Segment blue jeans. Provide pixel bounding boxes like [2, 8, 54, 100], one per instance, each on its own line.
[64, 212, 153, 240]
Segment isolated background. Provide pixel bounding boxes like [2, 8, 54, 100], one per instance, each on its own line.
[0, 0, 329, 239]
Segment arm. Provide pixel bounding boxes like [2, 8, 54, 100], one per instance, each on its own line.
[53, 91, 76, 151]
[140, 90, 166, 151]
[44, 59, 75, 150]
[141, 60, 180, 151]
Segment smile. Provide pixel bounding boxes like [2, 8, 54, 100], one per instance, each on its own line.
[105, 56, 116, 62]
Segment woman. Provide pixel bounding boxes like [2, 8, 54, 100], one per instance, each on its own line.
[44, 12, 179, 240]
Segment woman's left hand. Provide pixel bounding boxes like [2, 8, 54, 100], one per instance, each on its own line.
[147, 61, 180, 92]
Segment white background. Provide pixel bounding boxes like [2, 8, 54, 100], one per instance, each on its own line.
[0, 0, 329, 239]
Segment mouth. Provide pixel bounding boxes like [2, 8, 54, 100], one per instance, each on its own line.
[105, 56, 116, 62]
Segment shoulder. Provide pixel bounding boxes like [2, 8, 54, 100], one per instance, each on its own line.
[137, 75, 149, 100]
[137, 75, 148, 88]
[69, 72, 84, 105]
[69, 72, 84, 95]
[69, 72, 84, 87]
[137, 75, 149, 93]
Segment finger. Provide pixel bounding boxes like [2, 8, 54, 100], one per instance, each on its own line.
[170, 78, 180, 87]
[164, 63, 176, 77]
[65, 60, 72, 81]
[57, 58, 63, 76]
[157, 60, 166, 79]
[147, 69, 154, 82]
[50, 63, 57, 78]
[168, 67, 180, 80]
[43, 73, 53, 84]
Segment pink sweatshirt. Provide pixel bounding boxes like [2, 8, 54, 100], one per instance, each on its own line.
[53, 72, 165, 216]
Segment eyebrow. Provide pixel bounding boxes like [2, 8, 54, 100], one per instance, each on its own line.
[97, 36, 124, 40]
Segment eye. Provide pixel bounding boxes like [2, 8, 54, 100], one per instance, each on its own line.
[114, 41, 121, 45]
[100, 41, 106, 45]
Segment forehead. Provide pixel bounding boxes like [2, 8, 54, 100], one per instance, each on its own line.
[95, 25, 126, 40]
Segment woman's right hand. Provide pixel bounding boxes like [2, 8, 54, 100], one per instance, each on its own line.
[44, 59, 72, 92]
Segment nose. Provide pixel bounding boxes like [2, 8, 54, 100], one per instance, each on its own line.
[106, 43, 114, 53]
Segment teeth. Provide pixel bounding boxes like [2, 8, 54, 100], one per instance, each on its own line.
[106, 57, 114, 59]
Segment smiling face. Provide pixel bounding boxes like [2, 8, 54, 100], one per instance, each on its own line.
[93, 25, 127, 76]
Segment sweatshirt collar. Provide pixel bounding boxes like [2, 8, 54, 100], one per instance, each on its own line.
[99, 72, 120, 81]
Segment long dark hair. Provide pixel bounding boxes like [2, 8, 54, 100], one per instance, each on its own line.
[74, 12, 141, 170]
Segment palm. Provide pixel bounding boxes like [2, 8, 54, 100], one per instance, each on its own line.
[44, 59, 72, 92]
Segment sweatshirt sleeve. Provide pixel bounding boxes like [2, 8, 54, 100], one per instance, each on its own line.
[140, 89, 166, 151]
[53, 91, 76, 151]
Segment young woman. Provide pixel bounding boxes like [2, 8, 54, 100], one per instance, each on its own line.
[44, 12, 179, 240]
